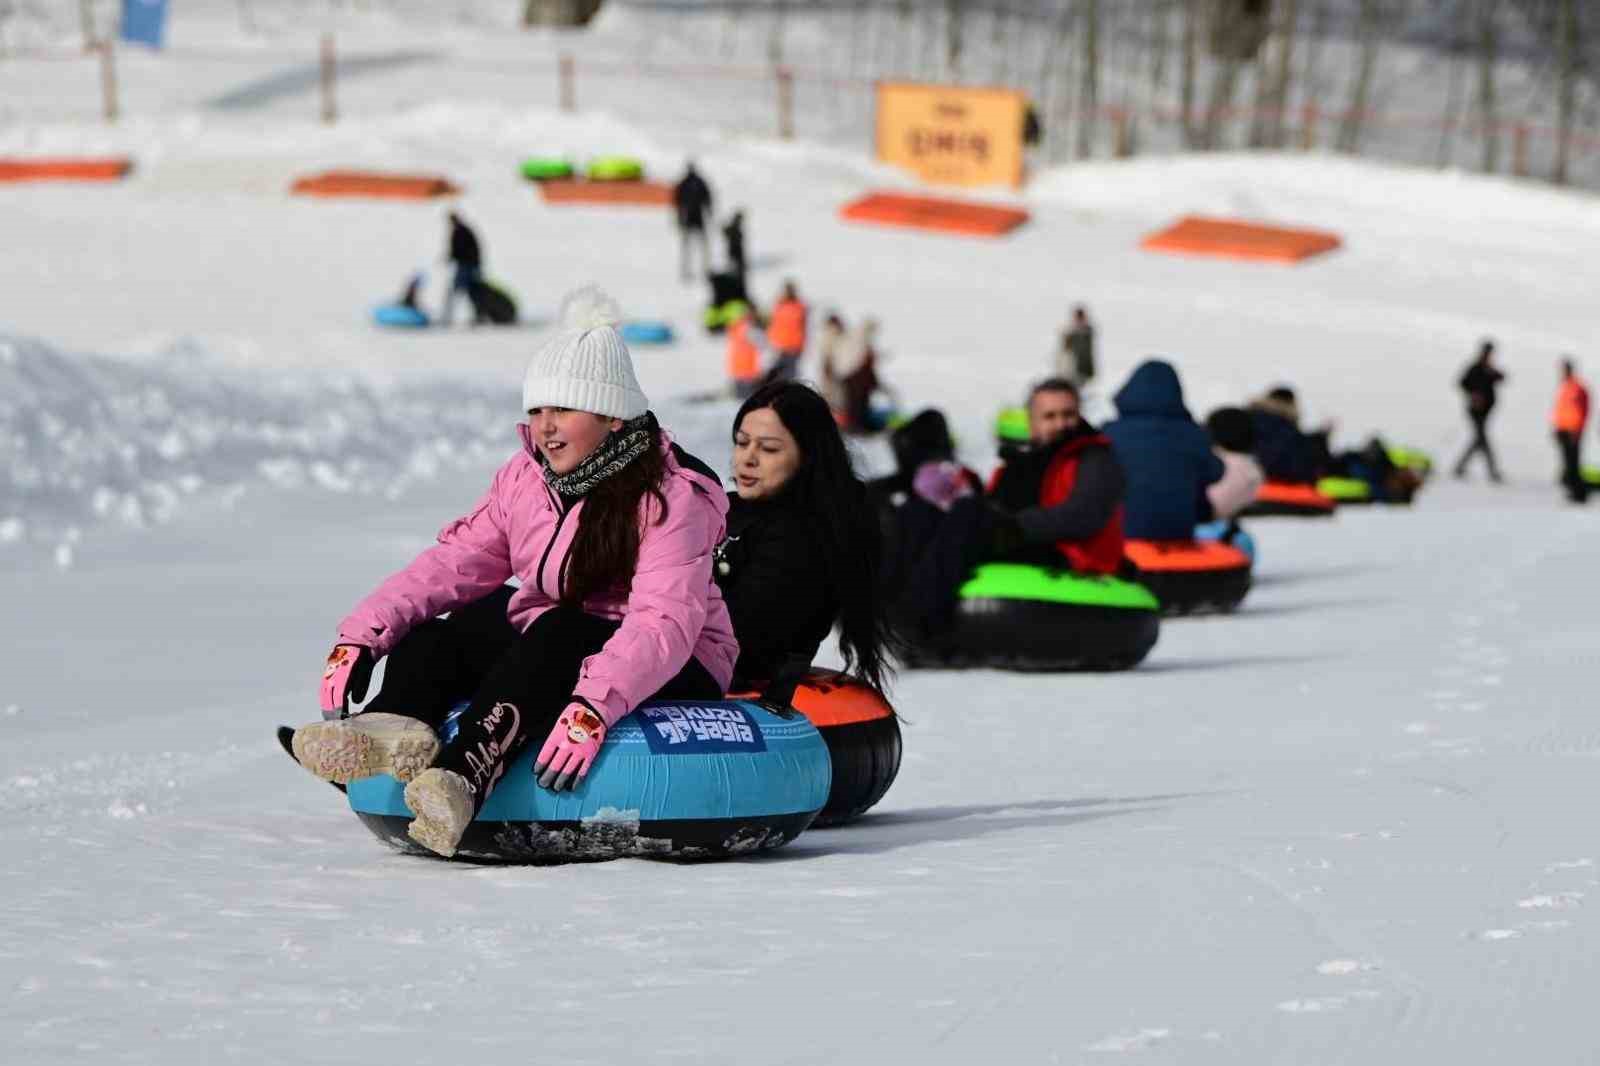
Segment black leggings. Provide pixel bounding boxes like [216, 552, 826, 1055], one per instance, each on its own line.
[363, 587, 721, 808]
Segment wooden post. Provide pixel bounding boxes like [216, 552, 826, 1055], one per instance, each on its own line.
[1512, 122, 1529, 177]
[100, 42, 119, 124]
[559, 53, 576, 112]
[1112, 107, 1132, 158]
[1299, 102, 1318, 149]
[776, 65, 795, 140]
[320, 33, 337, 125]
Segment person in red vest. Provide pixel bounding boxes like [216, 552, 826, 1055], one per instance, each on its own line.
[763, 280, 808, 385]
[1552, 357, 1590, 503]
[984, 378, 1127, 573]
[726, 302, 765, 400]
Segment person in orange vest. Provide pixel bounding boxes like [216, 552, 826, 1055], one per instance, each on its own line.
[1552, 357, 1590, 503]
[763, 280, 809, 385]
[726, 303, 765, 400]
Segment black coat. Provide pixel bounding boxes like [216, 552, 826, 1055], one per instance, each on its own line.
[1460, 362, 1504, 414]
[714, 491, 836, 688]
[674, 170, 713, 230]
[449, 220, 481, 271]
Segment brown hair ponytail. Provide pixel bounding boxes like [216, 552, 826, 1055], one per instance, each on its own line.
[559, 428, 669, 606]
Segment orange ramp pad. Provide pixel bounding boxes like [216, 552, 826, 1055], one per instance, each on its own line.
[840, 191, 1029, 238]
[291, 171, 459, 199]
[538, 180, 673, 207]
[1141, 215, 1341, 264]
[0, 157, 132, 183]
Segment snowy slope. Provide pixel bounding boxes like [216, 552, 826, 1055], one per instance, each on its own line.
[4, 14, 1600, 1066]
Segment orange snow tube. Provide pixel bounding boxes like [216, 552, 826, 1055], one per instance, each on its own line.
[290, 171, 459, 199]
[840, 191, 1030, 238]
[1140, 216, 1342, 265]
[1241, 481, 1337, 518]
[734, 669, 901, 826]
[0, 157, 132, 183]
[1124, 539, 1252, 615]
[537, 180, 674, 207]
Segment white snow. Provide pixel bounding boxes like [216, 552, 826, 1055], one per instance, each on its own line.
[3, 7, 1600, 1065]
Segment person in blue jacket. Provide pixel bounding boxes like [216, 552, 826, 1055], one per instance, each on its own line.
[1104, 359, 1224, 540]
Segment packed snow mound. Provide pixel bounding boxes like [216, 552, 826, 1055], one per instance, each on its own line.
[0, 333, 511, 557]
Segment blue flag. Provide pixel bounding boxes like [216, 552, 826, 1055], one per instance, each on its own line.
[121, 0, 169, 49]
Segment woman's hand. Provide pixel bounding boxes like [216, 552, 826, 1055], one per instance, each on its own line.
[319, 644, 374, 720]
[534, 702, 608, 792]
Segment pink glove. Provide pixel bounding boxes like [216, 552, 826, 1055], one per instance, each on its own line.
[534, 702, 607, 792]
[319, 644, 374, 720]
[912, 460, 974, 512]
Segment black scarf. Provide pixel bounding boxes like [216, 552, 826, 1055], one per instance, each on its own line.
[538, 412, 655, 497]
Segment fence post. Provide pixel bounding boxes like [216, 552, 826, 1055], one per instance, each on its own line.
[776, 65, 795, 140]
[320, 33, 337, 124]
[1298, 103, 1318, 150]
[559, 53, 576, 112]
[1512, 123, 1529, 177]
[1112, 107, 1132, 158]
[99, 41, 118, 123]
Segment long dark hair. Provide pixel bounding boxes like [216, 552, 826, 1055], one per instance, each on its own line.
[734, 381, 901, 696]
[561, 425, 668, 607]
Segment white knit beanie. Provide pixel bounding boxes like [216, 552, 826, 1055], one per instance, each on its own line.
[521, 286, 648, 419]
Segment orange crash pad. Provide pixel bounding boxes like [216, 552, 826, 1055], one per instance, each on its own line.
[839, 191, 1029, 238]
[290, 171, 459, 199]
[1141, 215, 1342, 264]
[537, 180, 673, 207]
[0, 157, 132, 183]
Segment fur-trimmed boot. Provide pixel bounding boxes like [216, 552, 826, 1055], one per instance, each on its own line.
[290, 713, 440, 785]
[403, 768, 476, 858]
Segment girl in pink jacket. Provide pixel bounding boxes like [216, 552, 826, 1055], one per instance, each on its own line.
[290, 287, 738, 857]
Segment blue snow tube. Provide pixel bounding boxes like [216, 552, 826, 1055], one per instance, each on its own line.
[621, 320, 675, 345]
[346, 699, 831, 863]
[372, 304, 429, 329]
[1195, 520, 1257, 563]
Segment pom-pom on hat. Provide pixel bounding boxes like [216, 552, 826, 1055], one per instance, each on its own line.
[521, 286, 648, 419]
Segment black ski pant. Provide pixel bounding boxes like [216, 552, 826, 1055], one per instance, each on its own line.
[1454, 410, 1500, 479]
[362, 587, 720, 808]
[1556, 430, 1588, 503]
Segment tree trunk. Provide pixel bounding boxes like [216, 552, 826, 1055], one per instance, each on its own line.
[1265, 0, 1299, 147]
[945, 0, 963, 81]
[1298, 0, 1328, 148]
[1477, 0, 1499, 174]
[1077, 0, 1100, 159]
[1181, 0, 1201, 148]
[1046, 7, 1078, 164]
[1553, 0, 1578, 184]
[1434, 0, 1469, 168]
[1335, 0, 1382, 154]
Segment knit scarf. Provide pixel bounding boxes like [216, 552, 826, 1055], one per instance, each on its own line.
[539, 412, 655, 497]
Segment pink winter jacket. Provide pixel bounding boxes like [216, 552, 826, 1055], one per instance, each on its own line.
[1206, 448, 1265, 520]
[337, 425, 739, 728]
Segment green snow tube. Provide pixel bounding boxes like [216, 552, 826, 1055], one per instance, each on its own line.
[1583, 466, 1600, 488]
[1387, 444, 1433, 477]
[704, 299, 747, 333]
[519, 157, 575, 181]
[587, 156, 645, 182]
[995, 406, 1030, 444]
[908, 562, 1160, 671]
[1317, 476, 1372, 504]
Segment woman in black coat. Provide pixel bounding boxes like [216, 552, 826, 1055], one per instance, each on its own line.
[715, 382, 898, 694]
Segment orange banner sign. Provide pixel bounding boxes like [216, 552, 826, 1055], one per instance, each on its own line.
[875, 81, 1027, 189]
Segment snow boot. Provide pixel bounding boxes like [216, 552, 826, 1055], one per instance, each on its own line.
[290, 712, 440, 785]
[404, 768, 476, 858]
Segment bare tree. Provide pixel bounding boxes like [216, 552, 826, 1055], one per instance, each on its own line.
[1264, 0, 1300, 147]
[1077, 0, 1101, 158]
[1435, 0, 1470, 167]
[945, 0, 964, 80]
[1477, 0, 1499, 173]
[1182, 0, 1202, 147]
[1553, 0, 1579, 183]
[1336, 0, 1385, 153]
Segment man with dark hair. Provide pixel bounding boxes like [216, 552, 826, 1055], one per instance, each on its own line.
[1552, 357, 1590, 503]
[1455, 339, 1505, 482]
[673, 162, 714, 282]
[441, 211, 483, 327]
[1057, 307, 1096, 387]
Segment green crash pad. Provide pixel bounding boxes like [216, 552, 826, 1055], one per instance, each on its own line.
[587, 156, 645, 181]
[958, 563, 1159, 612]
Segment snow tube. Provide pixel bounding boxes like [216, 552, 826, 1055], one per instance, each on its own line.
[910, 563, 1160, 671]
[995, 406, 1030, 444]
[1387, 444, 1433, 478]
[1124, 539, 1252, 616]
[779, 670, 900, 827]
[704, 300, 746, 333]
[373, 304, 429, 329]
[346, 699, 830, 863]
[519, 157, 574, 181]
[587, 156, 645, 182]
[1317, 476, 1372, 505]
[1241, 481, 1336, 518]
[1195, 520, 1257, 563]
[621, 321, 675, 345]
[1584, 466, 1600, 488]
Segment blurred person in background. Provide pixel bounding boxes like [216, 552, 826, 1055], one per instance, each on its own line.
[673, 162, 714, 282]
[1057, 305, 1096, 388]
[1551, 357, 1590, 504]
[1454, 339, 1505, 482]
